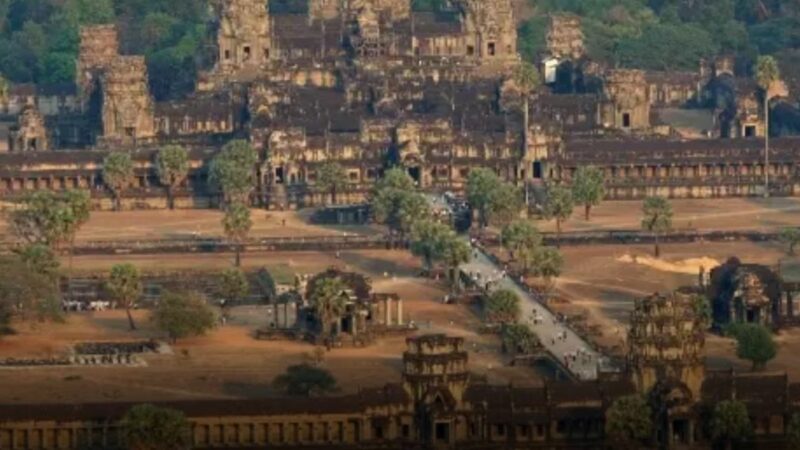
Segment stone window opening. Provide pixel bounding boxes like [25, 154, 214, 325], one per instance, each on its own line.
[243, 46, 252, 61]
[124, 127, 135, 138]
[622, 112, 631, 128]
[533, 161, 543, 179]
[488, 42, 496, 56]
[264, 48, 270, 60]
[27, 138, 37, 151]
[224, 50, 231, 60]
[467, 45, 474, 56]
[275, 167, 285, 184]
[745, 125, 757, 137]
[435, 422, 450, 442]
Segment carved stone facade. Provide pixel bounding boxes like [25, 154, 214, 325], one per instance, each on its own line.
[76, 25, 119, 105]
[2, 333, 799, 449]
[546, 14, 585, 60]
[601, 69, 651, 130]
[9, 104, 48, 152]
[628, 292, 705, 400]
[214, 0, 272, 78]
[709, 259, 783, 327]
[100, 56, 155, 144]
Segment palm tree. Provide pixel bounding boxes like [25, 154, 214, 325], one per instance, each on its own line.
[309, 277, 349, 337]
[222, 202, 252, 267]
[755, 56, 780, 197]
[512, 62, 541, 152]
[155, 145, 190, 210]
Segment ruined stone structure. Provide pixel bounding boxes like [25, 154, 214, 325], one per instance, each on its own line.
[708, 258, 783, 328]
[76, 25, 119, 105]
[9, 105, 48, 152]
[99, 57, 156, 145]
[213, 0, 272, 79]
[0, 1, 795, 209]
[2, 332, 800, 449]
[546, 14, 585, 61]
[601, 69, 651, 130]
[627, 292, 706, 446]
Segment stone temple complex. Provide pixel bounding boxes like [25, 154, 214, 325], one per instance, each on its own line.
[2, 327, 799, 448]
[0, 1, 796, 208]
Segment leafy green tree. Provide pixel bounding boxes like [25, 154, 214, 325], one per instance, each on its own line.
[106, 263, 143, 330]
[711, 400, 751, 449]
[209, 140, 258, 205]
[156, 145, 190, 210]
[484, 289, 521, 323]
[222, 202, 252, 267]
[0, 254, 61, 324]
[152, 291, 216, 343]
[501, 220, 542, 270]
[466, 168, 523, 229]
[756, 55, 781, 196]
[438, 233, 471, 293]
[466, 168, 500, 229]
[103, 152, 135, 211]
[254, 268, 277, 301]
[605, 394, 653, 449]
[121, 403, 191, 450]
[501, 323, 539, 355]
[641, 196, 673, 258]
[61, 189, 91, 269]
[17, 244, 59, 281]
[572, 166, 605, 221]
[9, 190, 90, 255]
[410, 220, 451, 273]
[219, 267, 249, 305]
[316, 162, 348, 206]
[530, 246, 563, 287]
[371, 170, 430, 243]
[309, 277, 348, 337]
[542, 185, 574, 239]
[272, 363, 338, 397]
[780, 228, 800, 255]
[728, 323, 777, 371]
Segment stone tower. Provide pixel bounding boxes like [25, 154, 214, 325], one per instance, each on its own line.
[546, 14, 585, 60]
[10, 105, 48, 152]
[602, 69, 651, 130]
[76, 25, 120, 106]
[215, 0, 272, 76]
[402, 334, 469, 446]
[309, 0, 342, 20]
[627, 292, 705, 399]
[460, 0, 518, 63]
[101, 56, 155, 143]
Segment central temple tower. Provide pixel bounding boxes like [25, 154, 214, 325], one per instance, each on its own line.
[214, 0, 272, 76]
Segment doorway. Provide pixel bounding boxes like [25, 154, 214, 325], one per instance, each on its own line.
[408, 167, 421, 185]
[622, 113, 631, 128]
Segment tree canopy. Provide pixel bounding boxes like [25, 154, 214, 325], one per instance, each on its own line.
[272, 363, 338, 397]
[484, 289, 521, 323]
[121, 403, 191, 450]
[605, 394, 653, 449]
[152, 290, 216, 343]
[209, 140, 258, 205]
[711, 399, 752, 446]
[520, 0, 800, 72]
[156, 145, 190, 210]
[727, 323, 778, 371]
[103, 152, 135, 211]
[106, 263, 143, 330]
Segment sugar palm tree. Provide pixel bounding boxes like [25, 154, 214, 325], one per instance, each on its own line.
[512, 62, 541, 152]
[309, 277, 349, 337]
[755, 56, 780, 197]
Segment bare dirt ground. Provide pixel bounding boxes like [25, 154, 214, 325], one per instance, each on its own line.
[535, 197, 800, 233]
[0, 250, 538, 405]
[545, 240, 800, 376]
[0, 208, 381, 243]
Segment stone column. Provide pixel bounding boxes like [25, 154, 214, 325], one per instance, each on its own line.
[397, 298, 403, 325]
[386, 296, 392, 325]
